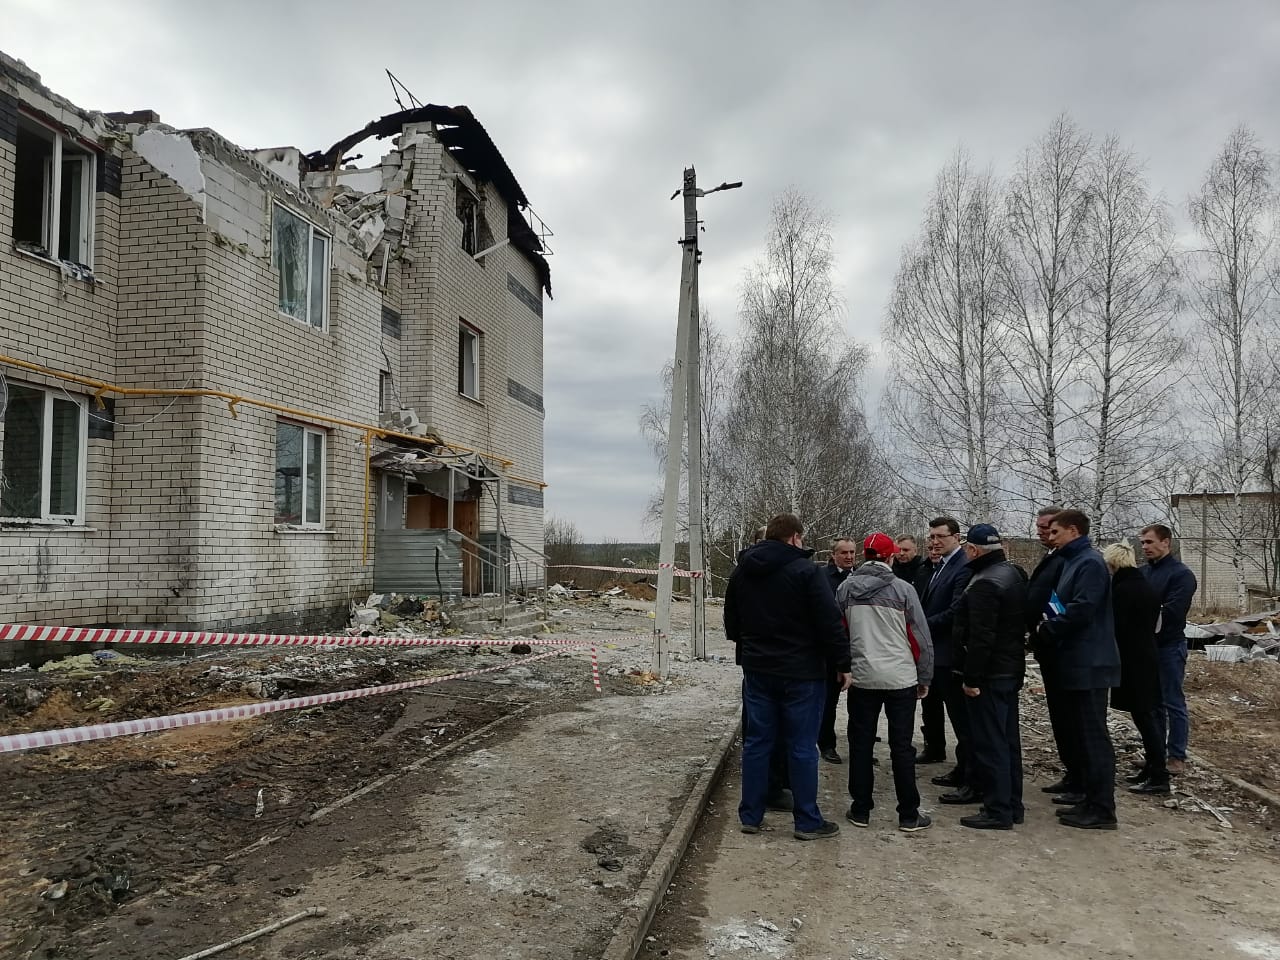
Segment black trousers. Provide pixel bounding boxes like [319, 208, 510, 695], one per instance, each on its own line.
[936, 670, 972, 786]
[1131, 707, 1169, 785]
[1058, 687, 1116, 817]
[918, 682, 947, 756]
[847, 686, 921, 821]
[818, 674, 842, 751]
[966, 678, 1024, 824]
[1043, 673, 1081, 789]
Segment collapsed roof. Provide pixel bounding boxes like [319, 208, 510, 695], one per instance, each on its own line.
[303, 105, 551, 297]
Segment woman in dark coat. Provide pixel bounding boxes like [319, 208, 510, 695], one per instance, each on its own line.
[1104, 543, 1169, 794]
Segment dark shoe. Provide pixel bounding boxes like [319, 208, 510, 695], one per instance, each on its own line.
[845, 806, 870, 828]
[961, 813, 1012, 830]
[765, 789, 794, 812]
[915, 751, 946, 765]
[740, 822, 762, 834]
[1056, 804, 1086, 818]
[820, 747, 842, 764]
[794, 819, 840, 840]
[1041, 778, 1076, 794]
[1059, 810, 1118, 830]
[939, 786, 981, 805]
[1051, 792, 1086, 806]
[1124, 770, 1150, 785]
[1129, 780, 1171, 796]
[1167, 759, 1187, 776]
[899, 814, 932, 832]
[1013, 811, 1025, 825]
[931, 770, 963, 788]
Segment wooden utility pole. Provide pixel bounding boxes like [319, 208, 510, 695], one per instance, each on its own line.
[654, 167, 740, 675]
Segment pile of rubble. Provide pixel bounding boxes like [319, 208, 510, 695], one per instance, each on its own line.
[1187, 608, 1280, 663]
[348, 592, 448, 636]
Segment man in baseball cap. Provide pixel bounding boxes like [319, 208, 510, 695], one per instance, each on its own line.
[954, 523, 1029, 829]
[836, 532, 935, 832]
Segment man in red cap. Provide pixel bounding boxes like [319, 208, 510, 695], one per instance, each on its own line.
[837, 532, 935, 832]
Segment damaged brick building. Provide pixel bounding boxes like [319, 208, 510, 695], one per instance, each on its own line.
[0, 50, 550, 636]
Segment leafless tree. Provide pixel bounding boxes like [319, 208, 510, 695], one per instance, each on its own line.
[543, 515, 582, 574]
[1074, 136, 1185, 537]
[999, 115, 1094, 509]
[883, 148, 1011, 523]
[1187, 124, 1278, 611]
[724, 189, 888, 543]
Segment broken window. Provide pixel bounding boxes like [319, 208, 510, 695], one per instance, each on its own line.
[272, 204, 330, 329]
[12, 115, 96, 267]
[274, 422, 325, 526]
[1, 383, 86, 522]
[454, 179, 495, 260]
[458, 322, 480, 400]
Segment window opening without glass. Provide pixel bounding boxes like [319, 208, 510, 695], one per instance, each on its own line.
[12, 115, 95, 267]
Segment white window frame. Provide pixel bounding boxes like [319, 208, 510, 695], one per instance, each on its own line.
[0, 384, 88, 524]
[458, 322, 481, 400]
[14, 114, 96, 268]
[272, 202, 330, 330]
[274, 422, 326, 528]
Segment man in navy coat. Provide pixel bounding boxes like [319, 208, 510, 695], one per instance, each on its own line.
[1035, 509, 1122, 829]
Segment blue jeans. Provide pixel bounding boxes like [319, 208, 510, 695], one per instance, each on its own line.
[1157, 641, 1189, 761]
[740, 671, 825, 832]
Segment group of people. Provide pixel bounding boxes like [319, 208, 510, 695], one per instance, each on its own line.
[723, 508, 1197, 840]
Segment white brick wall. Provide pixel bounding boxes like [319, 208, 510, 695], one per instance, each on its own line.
[1, 71, 546, 628]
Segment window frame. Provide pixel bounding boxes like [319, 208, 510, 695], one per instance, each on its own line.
[271, 202, 331, 331]
[13, 113, 96, 269]
[274, 421, 327, 528]
[0, 383, 88, 524]
[458, 321, 481, 401]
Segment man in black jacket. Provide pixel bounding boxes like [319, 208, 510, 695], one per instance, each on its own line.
[818, 537, 858, 763]
[725, 514, 852, 840]
[954, 524, 1029, 830]
[892, 536, 926, 585]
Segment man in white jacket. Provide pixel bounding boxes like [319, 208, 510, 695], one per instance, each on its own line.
[838, 532, 935, 832]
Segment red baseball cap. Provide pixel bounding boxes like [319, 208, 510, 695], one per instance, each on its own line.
[863, 532, 896, 560]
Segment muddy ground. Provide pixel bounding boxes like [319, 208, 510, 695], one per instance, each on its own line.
[648, 652, 1280, 960]
[0, 596, 740, 959]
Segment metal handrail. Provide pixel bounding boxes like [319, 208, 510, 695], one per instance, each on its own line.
[447, 529, 548, 631]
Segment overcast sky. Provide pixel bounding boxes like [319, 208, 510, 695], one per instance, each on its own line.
[8, 0, 1280, 539]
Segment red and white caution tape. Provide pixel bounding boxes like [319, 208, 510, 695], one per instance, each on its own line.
[547, 563, 704, 579]
[590, 647, 601, 692]
[0, 623, 587, 650]
[0, 650, 564, 755]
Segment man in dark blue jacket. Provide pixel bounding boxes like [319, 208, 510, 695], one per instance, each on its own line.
[1036, 509, 1122, 829]
[725, 513, 851, 840]
[1027, 507, 1077, 797]
[919, 517, 975, 803]
[1139, 524, 1198, 775]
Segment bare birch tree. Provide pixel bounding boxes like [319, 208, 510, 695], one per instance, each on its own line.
[883, 148, 1011, 522]
[1187, 125, 1278, 611]
[724, 189, 887, 543]
[1075, 136, 1184, 537]
[999, 115, 1094, 509]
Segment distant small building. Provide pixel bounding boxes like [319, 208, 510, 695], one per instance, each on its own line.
[1170, 491, 1280, 611]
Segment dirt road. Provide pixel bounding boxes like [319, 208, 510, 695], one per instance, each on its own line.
[0, 596, 740, 959]
[648, 679, 1280, 960]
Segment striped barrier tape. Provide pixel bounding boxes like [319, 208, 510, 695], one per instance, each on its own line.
[547, 563, 704, 579]
[0, 623, 589, 650]
[0, 650, 566, 755]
